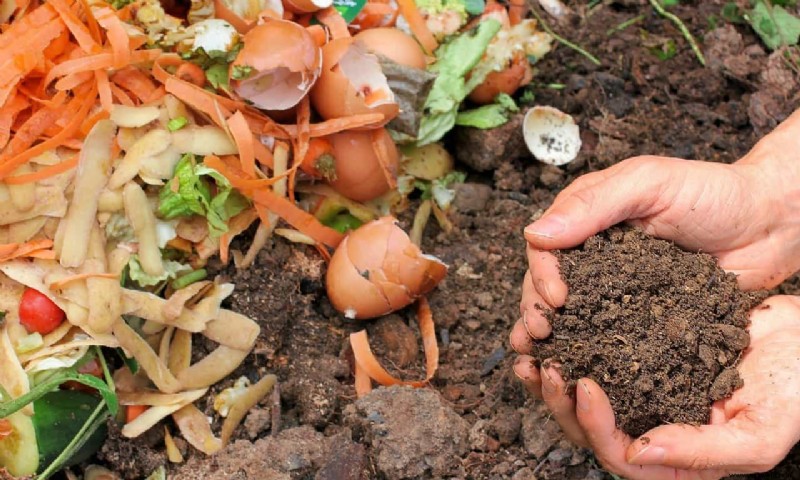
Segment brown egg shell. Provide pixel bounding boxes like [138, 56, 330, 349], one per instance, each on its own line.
[354, 28, 427, 69]
[282, 0, 332, 13]
[326, 128, 398, 202]
[214, 0, 283, 33]
[310, 38, 399, 126]
[230, 20, 322, 111]
[468, 56, 532, 105]
[326, 217, 447, 319]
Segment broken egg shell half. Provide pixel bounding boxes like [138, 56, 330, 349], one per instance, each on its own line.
[468, 55, 532, 105]
[282, 0, 332, 14]
[310, 38, 399, 127]
[327, 128, 399, 202]
[214, 0, 284, 33]
[230, 19, 322, 111]
[522, 106, 582, 166]
[326, 217, 447, 320]
[354, 27, 427, 70]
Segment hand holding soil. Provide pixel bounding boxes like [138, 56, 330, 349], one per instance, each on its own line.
[511, 109, 800, 479]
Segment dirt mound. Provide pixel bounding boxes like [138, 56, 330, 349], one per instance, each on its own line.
[536, 227, 766, 437]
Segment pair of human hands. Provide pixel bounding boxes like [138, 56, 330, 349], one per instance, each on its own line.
[511, 110, 800, 479]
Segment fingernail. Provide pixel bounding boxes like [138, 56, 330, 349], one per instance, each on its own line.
[512, 357, 527, 380]
[525, 216, 567, 239]
[576, 380, 591, 411]
[509, 331, 521, 354]
[536, 279, 555, 308]
[628, 445, 666, 465]
[541, 367, 557, 395]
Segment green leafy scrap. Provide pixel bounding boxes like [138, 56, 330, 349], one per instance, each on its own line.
[158, 154, 251, 237]
[181, 43, 244, 92]
[745, 0, 800, 50]
[455, 93, 519, 129]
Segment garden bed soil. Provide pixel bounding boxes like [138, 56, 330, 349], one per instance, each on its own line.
[97, 1, 800, 479]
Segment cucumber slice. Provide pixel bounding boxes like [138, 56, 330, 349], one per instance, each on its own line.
[0, 411, 40, 476]
[32, 390, 108, 470]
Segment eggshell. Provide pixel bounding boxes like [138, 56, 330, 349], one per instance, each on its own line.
[230, 19, 321, 111]
[522, 106, 581, 166]
[468, 56, 532, 105]
[310, 38, 399, 126]
[214, 0, 284, 33]
[326, 217, 447, 319]
[354, 28, 426, 69]
[282, 0, 332, 13]
[327, 128, 398, 202]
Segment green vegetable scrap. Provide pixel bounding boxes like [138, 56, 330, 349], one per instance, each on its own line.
[745, 0, 800, 50]
[455, 93, 519, 129]
[417, 19, 502, 145]
[167, 116, 188, 131]
[181, 43, 243, 92]
[158, 154, 250, 237]
[128, 254, 191, 288]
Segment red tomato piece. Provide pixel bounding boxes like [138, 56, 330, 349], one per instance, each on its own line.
[19, 287, 65, 335]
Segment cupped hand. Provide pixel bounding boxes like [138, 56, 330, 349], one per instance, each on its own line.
[513, 295, 800, 480]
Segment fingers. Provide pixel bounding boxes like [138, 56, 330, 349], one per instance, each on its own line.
[574, 378, 716, 480]
[509, 316, 533, 355]
[520, 270, 554, 339]
[526, 244, 568, 308]
[625, 420, 778, 474]
[512, 355, 542, 399]
[540, 365, 589, 447]
[524, 157, 670, 250]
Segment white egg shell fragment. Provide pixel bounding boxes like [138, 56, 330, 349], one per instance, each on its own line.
[522, 106, 581, 166]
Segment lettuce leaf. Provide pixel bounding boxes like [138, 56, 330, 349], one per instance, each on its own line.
[417, 19, 502, 145]
[455, 93, 519, 129]
[158, 155, 250, 237]
[127, 255, 191, 288]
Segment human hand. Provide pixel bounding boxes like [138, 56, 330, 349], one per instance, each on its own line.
[512, 108, 800, 345]
[513, 295, 800, 480]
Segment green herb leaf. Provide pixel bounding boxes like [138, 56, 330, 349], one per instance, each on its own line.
[455, 93, 518, 129]
[167, 116, 188, 132]
[745, 0, 800, 50]
[649, 38, 678, 60]
[127, 255, 191, 288]
[324, 213, 363, 233]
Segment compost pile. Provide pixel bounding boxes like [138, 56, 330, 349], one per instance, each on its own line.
[537, 226, 767, 437]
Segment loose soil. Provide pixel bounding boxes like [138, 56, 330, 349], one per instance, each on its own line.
[93, 1, 800, 479]
[536, 227, 765, 437]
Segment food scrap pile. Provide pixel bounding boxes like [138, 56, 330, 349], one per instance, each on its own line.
[0, 0, 553, 476]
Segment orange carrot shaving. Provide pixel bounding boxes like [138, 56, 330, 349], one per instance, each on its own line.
[0, 84, 96, 178]
[507, 0, 526, 26]
[95, 69, 113, 112]
[0, 239, 56, 263]
[49, 272, 119, 289]
[48, 0, 99, 53]
[227, 111, 256, 178]
[111, 66, 157, 103]
[315, 7, 350, 39]
[3, 154, 77, 184]
[395, 0, 437, 54]
[0, 419, 12, 440]
[314, 242, 332, 263]
[253, 189, 344, 248]
[44, 49, 160, 87]
[54, 70, 93, 91]
[110, 82, 134, 106]
[204, 155, 284, 195]
[126, 405, 148, 423]
[175, 62, 206, 87]
[362, 2, 393, 15]
[80, 109, 110, 136]
[353, 357, 373, 398]
[350, 297, 439, 392]
[165, 77, 233, 129]
[219, 233, 230, 265]
[95, 6, 131, 68]
[0, 93, 28, 149]
[371, 128, 397, 189]
[271, 113, 385, 138]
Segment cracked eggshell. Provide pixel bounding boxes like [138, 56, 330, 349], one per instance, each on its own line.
[310, 38, 399, 127]
[230, 19, 321, 111]
[354, 28, 427, 70]
[523, 106, 581, 166]
[213, 0, 283, 33]
[326, 128, 399, 202]
[326, 217, 447, 320]
[468, 55, 532, 105]
[283, 0, 332, 13]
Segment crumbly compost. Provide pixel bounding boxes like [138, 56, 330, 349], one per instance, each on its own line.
[536, 227, 766, 437]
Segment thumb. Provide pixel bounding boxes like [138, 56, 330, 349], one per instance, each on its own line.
[524, 158, 668, 250]
[626, 420, 771, 471]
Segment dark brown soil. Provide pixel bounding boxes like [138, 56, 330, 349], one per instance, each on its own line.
[94, 1, 800, 479]
[536, 227, 765, 437]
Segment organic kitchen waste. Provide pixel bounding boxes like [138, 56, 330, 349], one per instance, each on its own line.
[0, 0, 555, 476]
